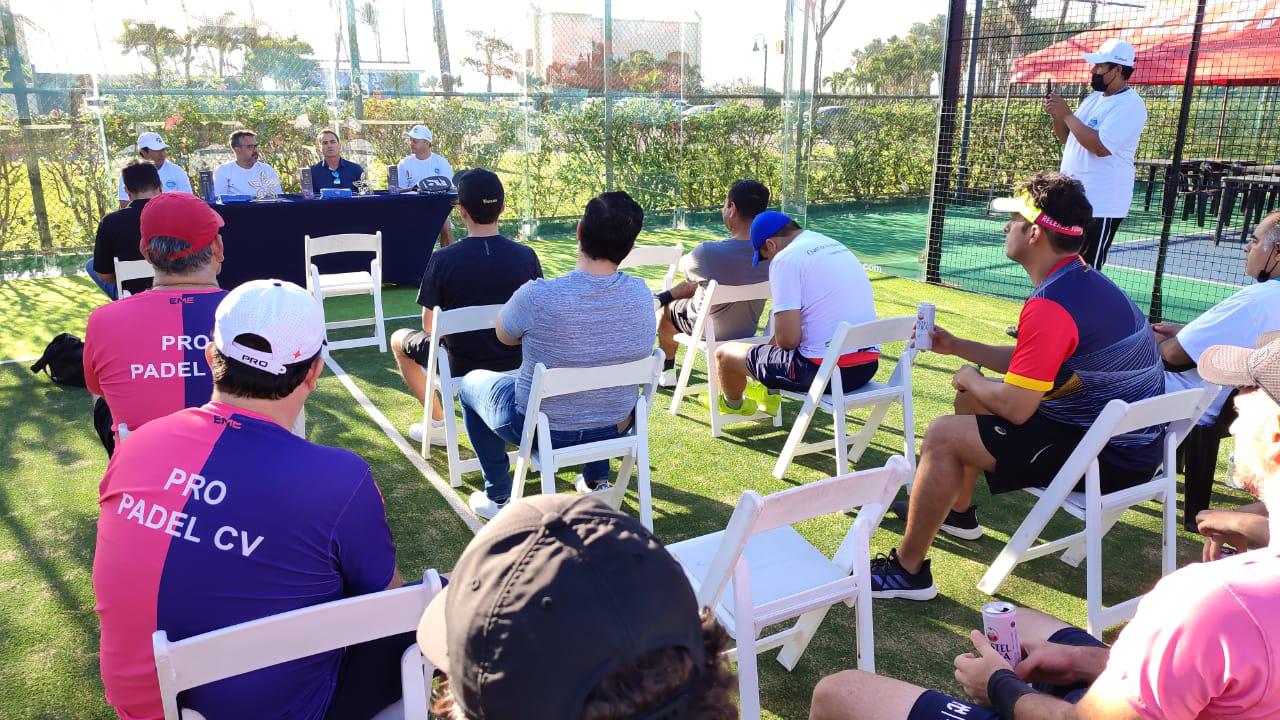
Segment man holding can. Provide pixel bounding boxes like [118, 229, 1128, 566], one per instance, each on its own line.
[810, 332, 1280, 720]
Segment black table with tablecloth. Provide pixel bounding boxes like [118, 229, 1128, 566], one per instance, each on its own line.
[211, 191, 454, 289]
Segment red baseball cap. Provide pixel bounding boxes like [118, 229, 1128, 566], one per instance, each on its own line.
[139, 192, 225, 260]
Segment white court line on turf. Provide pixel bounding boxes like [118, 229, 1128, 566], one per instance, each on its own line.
[386, 313, 417, 321]
[1107, 262, 1245, 291]
[323, 353, 482, 534]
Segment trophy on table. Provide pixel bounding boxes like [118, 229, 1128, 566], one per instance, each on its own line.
[352, 170, 372, 196]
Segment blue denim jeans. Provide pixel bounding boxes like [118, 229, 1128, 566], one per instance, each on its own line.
[85, 258, 118, 300]
[458, 370, 624, 503]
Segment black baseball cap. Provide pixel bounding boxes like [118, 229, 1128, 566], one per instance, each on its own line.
[453, 167, 504, 217]
[417, 494, 706, 719]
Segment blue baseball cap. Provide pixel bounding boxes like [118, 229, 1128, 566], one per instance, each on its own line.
[750, 210, 793, 267]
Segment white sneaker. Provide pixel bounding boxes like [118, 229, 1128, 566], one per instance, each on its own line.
[468, 491, 508, 520]
[658, 369, 677, 388]
[408, 419, 445, 443]
[574, 474, 613, 495]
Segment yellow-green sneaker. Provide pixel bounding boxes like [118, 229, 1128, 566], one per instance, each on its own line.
[698, 393, 759, 416]
[745, 382, 781, 416]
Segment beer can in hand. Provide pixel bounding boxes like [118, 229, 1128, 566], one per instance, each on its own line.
[982, 601, 1022, 667]
[915, 302, 936, 351]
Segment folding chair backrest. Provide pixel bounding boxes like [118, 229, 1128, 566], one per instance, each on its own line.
[822, 317, 916, 363]
[434, 304, 505, 337]
[304, 232, 382, 260]
[1074, 389, 1206, 458]
[114, 258, 155, 298]
[153, 569, 442, 720]
[705, 280, 771, 308]
[533, 354, 663, 400]
[619, 243, 684, 289]
[694, 456, 910, 610]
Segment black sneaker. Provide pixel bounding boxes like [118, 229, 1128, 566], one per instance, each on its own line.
[889, 500, 985, 541]
[869, 549, 937, 600]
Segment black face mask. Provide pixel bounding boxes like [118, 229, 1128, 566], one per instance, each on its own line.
[1090, 71, 1111, 92]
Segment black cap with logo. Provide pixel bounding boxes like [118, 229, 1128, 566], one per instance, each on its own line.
[453, 167, 505, 218]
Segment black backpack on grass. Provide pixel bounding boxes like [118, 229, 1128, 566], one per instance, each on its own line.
[30, 333, 87, 387]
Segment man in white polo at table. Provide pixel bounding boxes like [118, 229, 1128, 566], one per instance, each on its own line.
[117, 131, 192, 209]
[1043, 38, 1146, 270]
[397, 124, 454, 246]
[213, 129, 282, 198]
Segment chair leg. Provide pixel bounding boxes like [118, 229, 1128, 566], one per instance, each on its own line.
[772, 397, 819, 479]
[1085, 498, 1105, 638]
[637, 441, 654, 531]
[373, 289, 387, 353]
[775, 607, 831, 672]
[977, 492, 1062, 594]
[1059, 509, 1121, 568]
[833, 403, 849, 476]
[614, 452, 636, 509]
[668, 341, 701, 415]
[733, 569, 762, 720]
[512, 457, 530, 501]
[847, 401, 892, 469]
[708, 349, 723, 438]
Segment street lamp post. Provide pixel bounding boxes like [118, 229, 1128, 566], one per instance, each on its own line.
[752, 34, 768, 91]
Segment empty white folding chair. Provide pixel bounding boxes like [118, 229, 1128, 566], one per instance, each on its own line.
[668, 280, 782, 436]
[304, 232, 387, 353]
[619, 242, 684, 291]
[418, 304, 516, 487]
[668, 456, 910, 720]
[510, 350, 664, 529]
[153, 568, 443, 720]
[977, 387, 1212, 637]
[772, 317, 917, 481]
[113, 257, 155, 299]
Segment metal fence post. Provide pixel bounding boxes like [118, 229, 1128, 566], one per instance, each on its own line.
[1, 0, 52, 251]
[780, 0, 812, 223]
[954, 0, 982, 193]
[924, 0, 966, 284]
[1149, 0, 1207, 322]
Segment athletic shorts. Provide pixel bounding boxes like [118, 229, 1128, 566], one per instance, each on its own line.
[746, 344, 878, 394]
[398, 329, 518, 378]
[906, 628, 1107, 720]
[976, 413, 1157, 495]
[1081, 217, 1123, 269]
[666, 298, 698, 336]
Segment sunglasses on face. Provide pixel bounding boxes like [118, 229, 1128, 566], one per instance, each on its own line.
[331, 170, 341, 185]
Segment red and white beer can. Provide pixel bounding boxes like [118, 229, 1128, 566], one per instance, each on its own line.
[982, 601, 1022, 667]
[915, 302, 936, 351]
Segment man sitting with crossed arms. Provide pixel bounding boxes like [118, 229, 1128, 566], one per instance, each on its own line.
[83, 192, 229, 456]
[810, 331, 1280, 720]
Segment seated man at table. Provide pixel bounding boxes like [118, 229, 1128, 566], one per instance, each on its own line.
[389, 168, 542, 442]
[458, 191, 655, 520]
[655, 179, 771, 386]
[93, 279, 406, 720]
[87, 161, 163, 299]
[213, 129, 282, 197]
[116, 131, 192, 209]
[810, 332, 1280, 720]
[873, 172, 1164, 601]
[397, 124, 454, 246]
[1151, 209, 1280, 526]
[309, 129, 364, 192]
[83, 192, 229, 456]
[711, 211, 879, 417]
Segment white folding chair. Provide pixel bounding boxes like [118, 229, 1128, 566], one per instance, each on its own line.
[668, 280, 782, 436]
[292, 409, 306, 440]
[153, 568, 443, 720]
[773, 317, 917, 481]
[619, 242, 684, 290]
[113, 257, 154, 299]
[977, 387, 1212, 637]
[510, 350, 664, 529]
[117, 423, 131, 441]
[304, 232, 387, 353]
[668, 456, 910, 720]
[418, 304, 516, 487]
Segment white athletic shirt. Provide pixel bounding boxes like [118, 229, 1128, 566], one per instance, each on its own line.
[1059, 88, 1147, 219]
[767, 230, 877, 360]
[117, 161, 192, 201]
[396, 153, 454, 190]
[212, 161, 282, 197]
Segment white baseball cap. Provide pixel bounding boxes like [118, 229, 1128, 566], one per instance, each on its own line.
[213, 280, 326, 375]
[137, 131, 170, 151]
[407, 124, 434, 142]
[1083, 39, 1136, 67]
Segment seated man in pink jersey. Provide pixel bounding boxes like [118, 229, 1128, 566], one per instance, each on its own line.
[83, 192, 228, 457]
[809, 331, 1280, 720]
[93, 280, 406, 720]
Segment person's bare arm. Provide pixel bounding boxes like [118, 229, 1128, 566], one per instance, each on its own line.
[772, 310, 801, 350]
[383, 567, 404, 590]
[1150, 322, 1193, 367]
[953, 367, 1044, 424]
[1044, 95, 1070, 143]
[927, 326, 1016, 374]
[495, 312, 521, 346]
[666, 279, 697, 301]
[1062, 116, 1111, 156]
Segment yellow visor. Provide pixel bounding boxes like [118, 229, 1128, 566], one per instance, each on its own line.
[990, 192, 1084, 236]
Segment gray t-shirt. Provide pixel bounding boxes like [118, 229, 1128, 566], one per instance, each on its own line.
[684, 237, 770, 340]
[500, 271, 656, 431]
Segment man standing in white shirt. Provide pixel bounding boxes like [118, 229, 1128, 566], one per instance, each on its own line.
[1044, 38, 1146, 270]
[213, 129, 282, 198]
[117, 132, 192, 209]
[397, 124, 454, 246]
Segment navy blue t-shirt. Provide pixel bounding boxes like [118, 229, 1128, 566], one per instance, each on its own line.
[309, 158, 364, 192]
[416, 234, 543, 376]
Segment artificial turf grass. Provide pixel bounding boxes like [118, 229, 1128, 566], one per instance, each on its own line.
[0, 232, 1246, 719]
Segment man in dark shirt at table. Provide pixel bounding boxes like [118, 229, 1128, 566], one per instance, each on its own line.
[87, 161, 162, 299]
[390, 168, 543, 442]
[309, 129, 364, 193]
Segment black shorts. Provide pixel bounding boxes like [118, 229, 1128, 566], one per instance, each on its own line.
[976, 413, 1156, 495]
[398, 329, 517, 378]
[906, 628, 1106, 720]
[1081, 217, 1123, 269]
[666, 298, 698, 336]
[746, 344, 878, 394]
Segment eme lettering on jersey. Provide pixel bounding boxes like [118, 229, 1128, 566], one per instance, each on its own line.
[113, 465, 265, 558]
[130, 334, 211, 380]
